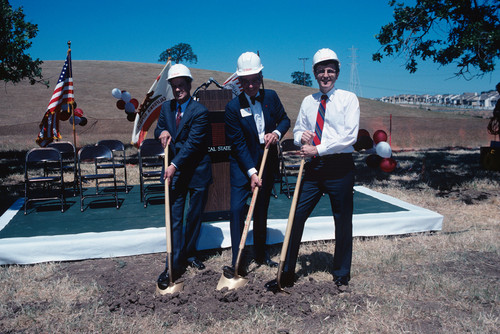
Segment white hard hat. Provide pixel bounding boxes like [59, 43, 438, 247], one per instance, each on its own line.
[236, 52, 264, 77]
[312, 48, 340, 71]
[167, 64, 193, 81]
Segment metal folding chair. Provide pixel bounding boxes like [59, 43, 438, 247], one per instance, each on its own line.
[48, 141, 78, 195]
[279, 139, 301, 198]
[24, 147, 65, 214]
[78, 144, 119, 212]
[96, 140, 128, 193]
[138, 138, 165, 207]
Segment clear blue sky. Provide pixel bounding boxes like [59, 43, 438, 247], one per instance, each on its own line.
[11, 0, 498, 98]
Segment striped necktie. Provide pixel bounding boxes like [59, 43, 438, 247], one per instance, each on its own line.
[313, 94, 328, 146]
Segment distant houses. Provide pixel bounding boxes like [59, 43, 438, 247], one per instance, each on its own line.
[380, 90, 499, 109]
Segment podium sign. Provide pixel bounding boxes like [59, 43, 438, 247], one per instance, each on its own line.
[197, 89, 233, 220]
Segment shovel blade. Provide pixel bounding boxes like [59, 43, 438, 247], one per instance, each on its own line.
[156, 281, 184, 295]
[216, 273, 248, 291]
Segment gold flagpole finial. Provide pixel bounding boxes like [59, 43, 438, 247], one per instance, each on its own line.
[67, 40, 71, 52]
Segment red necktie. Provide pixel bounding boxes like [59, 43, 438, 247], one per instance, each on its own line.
[313, 95, 327, 146]
[176, 105, 182, 129]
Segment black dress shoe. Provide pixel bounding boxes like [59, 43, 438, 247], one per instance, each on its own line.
[189, 258, 206, 270]
[222, 265, 247, 278]
[157, 269, 170, 290]
[255, 257, 279, 268]
[333, 275, 350, 291]
[264, 273, 295, 292]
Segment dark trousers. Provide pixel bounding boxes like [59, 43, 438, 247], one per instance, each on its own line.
[229, 174, 273, 267]
[284, 156, 354, 279]
[168, 184, 208, 276]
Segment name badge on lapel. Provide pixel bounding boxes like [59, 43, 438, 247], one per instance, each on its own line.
[240, 108, 252, 117]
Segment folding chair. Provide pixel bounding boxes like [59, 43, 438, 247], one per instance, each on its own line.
[24, 147, 65, 214]
[78, 144, 119, 212]
[138, 138, 165, 207]
[279, 139, 301, 198]
[48, 141, 77, 195]
[97, 140, 128, 193]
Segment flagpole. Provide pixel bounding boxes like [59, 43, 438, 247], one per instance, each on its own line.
[67, 41, 77, 150]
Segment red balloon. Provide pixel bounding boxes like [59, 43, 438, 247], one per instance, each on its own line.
[380, 158, 397, 172]
[116, 100, 125, 110]
[373, 129, 388, 144]
[74, 108, 84, 117]
[358, 129, 370, 137]
[130, 98, 139, 109]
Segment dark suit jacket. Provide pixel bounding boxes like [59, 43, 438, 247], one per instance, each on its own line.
[154, 98, 212, 188]
[225, 89, 290, 186]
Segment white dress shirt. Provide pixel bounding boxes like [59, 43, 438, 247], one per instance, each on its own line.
[293, 87, 360, 156]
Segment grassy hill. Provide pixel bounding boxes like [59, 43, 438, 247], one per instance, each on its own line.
[0, 60, 494, 150]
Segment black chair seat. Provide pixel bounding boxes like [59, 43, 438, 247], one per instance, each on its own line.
[138, 139, 165, 207]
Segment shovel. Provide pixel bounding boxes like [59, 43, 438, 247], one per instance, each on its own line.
[157, 143, 184, 295]
[274, 157, 305, 293]
[216, 146, 270, 291]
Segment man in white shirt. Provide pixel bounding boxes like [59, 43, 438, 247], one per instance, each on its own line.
[266, 48, 360, 291]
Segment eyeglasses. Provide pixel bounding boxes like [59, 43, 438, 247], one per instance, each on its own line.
[315, 68, 338, 76]
[239, 77, 262, 86]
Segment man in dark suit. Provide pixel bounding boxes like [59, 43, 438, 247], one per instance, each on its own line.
[224, 52, 290, 274]
[154, 64, 212, 289]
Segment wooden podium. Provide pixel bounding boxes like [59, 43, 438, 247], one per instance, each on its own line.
[197, 89, 233, 221]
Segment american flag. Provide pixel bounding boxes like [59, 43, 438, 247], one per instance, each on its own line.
[47, 53, 74, 112]
[36, 52, 74, 146]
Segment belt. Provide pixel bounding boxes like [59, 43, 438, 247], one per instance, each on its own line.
[313, 153, 351, 161]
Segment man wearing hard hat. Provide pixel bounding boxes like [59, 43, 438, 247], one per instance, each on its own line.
[224, 52, 290, 275]
[266, 48, 360, 292]
[154, 64, 212, 290]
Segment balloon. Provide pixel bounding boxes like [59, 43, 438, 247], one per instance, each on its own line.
[74, 108, 84, 117]
[79, 116, 88, 126]
[373, 129, 388, 144]
[358, 129, 370, 137]
[124, 102, 135, 114]
[380, 158, 397, 172]
[121, 90, 131, 103]
[354, 135, 373, 151]
[126, 113, 136, 122]
[116, 100, 125, 110]
[366, 154, 382, 168]
[111, 88, 122, 99]
[59, 110, 71, 121]
[69, 116, 81, 125]
[130, 98, 139, 109]
[376, 141, 392, 158]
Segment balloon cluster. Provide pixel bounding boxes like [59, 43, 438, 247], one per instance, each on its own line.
[59, 102, 88, 126]
[355, 129, 397, 173]
[112, 88, 139, 122]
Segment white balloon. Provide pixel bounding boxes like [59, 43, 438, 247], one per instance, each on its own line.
[124, 102, 135, 114]
[376, 141, 392, 158]
[121, 91, 131, 103]
[111, 88, 122, 99]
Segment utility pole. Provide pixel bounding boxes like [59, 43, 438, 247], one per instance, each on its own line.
[348, 46, 362, 97]
[298, 57, 309, 86]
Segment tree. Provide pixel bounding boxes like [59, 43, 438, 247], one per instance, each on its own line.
[291, 71, 312, 87]
[158, 43, 198, 64]
[0, 0, 45, 86]
[372, 0, 500, 79]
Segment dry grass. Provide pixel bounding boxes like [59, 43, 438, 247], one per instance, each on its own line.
[1, 149, 499, 333]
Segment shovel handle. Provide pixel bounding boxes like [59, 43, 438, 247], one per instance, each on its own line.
[234, 146, 270, 271]
[276, 157, 305, 290]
